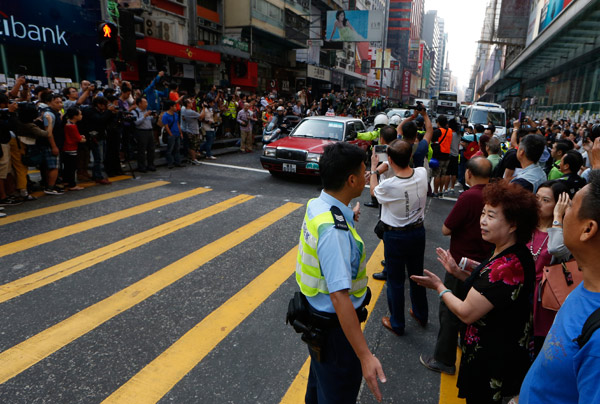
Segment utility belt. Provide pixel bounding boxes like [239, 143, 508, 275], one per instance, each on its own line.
[383, 219, 423, 232]
[286, 287, 371, 362]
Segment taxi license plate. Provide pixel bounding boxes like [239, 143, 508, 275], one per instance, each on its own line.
[283, 163, 296, 173]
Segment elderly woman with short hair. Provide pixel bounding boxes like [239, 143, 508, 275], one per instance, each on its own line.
[412, 181, 539, 404]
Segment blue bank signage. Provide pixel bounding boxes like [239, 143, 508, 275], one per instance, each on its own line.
[0, 1, 101, 51]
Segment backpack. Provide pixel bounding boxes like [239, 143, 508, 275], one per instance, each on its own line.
[574, 307, 600, 349]
[491, 148, 517, 179]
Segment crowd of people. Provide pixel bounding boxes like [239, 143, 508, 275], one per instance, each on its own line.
[294, 105, 600, 404]
[0, 71, 397, 218]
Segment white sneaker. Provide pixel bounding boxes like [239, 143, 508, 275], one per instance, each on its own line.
[191, 159, 202, 165]
[206, 156, 217, 160]
[0, 212, 6, 217]
[0, 206, 4, 211]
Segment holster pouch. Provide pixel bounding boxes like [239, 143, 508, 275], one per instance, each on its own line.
[286, 287, 372, 362]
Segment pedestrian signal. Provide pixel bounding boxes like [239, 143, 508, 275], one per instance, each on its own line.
[98, 21, 119, 59]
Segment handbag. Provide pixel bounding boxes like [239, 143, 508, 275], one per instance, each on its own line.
[374, 220, 386, 240]
[541, 259, 583, 311]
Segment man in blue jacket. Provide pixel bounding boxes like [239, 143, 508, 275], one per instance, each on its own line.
[143, 71, 168, 112]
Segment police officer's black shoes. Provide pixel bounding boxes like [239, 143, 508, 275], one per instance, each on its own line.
[419, 355, 456, 375]
[372, 271, 387, 281]
[364, 201, 379, 208]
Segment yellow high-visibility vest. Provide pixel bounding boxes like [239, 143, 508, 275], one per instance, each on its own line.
[296, 204, 367, 297]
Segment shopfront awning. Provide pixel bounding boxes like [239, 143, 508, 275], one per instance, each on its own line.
[485, 0, 600, 94]
[136, 37, 221, 65]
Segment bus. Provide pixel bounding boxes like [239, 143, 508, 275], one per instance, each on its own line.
[433, 91, 458, 120]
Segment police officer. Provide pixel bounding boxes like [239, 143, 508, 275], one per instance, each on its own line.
[296, 142, 386, 403]
[359, 113, 389, 208]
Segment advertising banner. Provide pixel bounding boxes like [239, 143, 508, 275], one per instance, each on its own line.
[326, 10, 384, 42]
[539, 0, 575, 32]
[383, 49, 391, 69]
[418, 43, 424, 70]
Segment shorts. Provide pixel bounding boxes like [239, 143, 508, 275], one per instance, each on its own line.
[447, 155, 459, 176]
[0, 143, 12, 179]
[40, 146, 59, 170]
[431, 158, 450, 178]
[184, 131, 201, 151]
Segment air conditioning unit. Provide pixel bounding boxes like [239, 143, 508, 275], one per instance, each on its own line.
[145, 19, 159, 38]
[161, 23, 171, 41]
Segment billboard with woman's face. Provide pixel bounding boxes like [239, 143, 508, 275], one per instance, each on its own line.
[325, 10, 384, 42]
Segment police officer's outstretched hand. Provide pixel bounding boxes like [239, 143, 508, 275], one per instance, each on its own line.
[361, 353, 386, 402]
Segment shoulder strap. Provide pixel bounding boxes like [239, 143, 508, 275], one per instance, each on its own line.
[574, 307, 600, 348]
[438, 128, 449, 144]
[330, 206, 349, 231]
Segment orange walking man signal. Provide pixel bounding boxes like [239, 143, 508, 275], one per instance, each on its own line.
[103, 24, 112, 37]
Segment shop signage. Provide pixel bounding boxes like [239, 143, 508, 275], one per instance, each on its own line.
[281, 80, 290, 92]
[0, 14, 68, 46]
[418, 43, 424, 70]
[0, 1, 100, 52]
[307, 65, 331, 81]
[222, 36, 248, 52]
[402, 69, 411, 96]
[307, 39, 324, 47]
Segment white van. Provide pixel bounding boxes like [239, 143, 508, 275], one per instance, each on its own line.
[466, 102, 507, 141]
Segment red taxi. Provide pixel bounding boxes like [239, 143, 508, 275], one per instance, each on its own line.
[260, 116, 371, 176]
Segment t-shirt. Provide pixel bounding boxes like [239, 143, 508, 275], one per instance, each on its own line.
[411, 139, 429, 168]
[373, 167, 428, 227]
[161, 112, 180, 136]
[487, 154, 501, 171]
[444, 184, 493, 263]
[519, 283, 600, 403]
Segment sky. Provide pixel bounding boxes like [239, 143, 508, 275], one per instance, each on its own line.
[423, 0, 489, 90]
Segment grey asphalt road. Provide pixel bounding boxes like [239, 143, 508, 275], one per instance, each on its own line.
[0, 150, 457, 404]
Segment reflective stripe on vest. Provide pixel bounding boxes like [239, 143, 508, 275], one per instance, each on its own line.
[296, 205, 367, 297]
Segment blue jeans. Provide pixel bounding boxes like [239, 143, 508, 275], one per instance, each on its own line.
[166, 135, 181, 166]
[305, 327, 362, 404]
[384, 225, 428, 333]
[90, 139, 106, 180]
[200, 130, 215, 157]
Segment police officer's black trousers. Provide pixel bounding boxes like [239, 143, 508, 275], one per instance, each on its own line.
[305, 327, 362, 404]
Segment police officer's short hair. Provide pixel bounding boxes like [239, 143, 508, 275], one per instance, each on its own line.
[320, 142, 366, 191]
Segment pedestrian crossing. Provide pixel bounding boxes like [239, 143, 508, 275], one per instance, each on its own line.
[0, 178, 458, 403]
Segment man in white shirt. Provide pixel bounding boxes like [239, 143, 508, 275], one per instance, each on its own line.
[370, 139, 429, 335]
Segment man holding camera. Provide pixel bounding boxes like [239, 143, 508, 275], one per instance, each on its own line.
[133, 97, 156, 173]
[370, 139, 429, 335]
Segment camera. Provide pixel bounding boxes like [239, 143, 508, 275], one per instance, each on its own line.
[16, 65, 39, 85]
[409, 101, 425, 112]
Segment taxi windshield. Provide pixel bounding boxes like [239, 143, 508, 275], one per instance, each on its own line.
[292, 120, 344, 141]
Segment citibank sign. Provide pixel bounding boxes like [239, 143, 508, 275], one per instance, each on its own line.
[0, 11, 68, 46]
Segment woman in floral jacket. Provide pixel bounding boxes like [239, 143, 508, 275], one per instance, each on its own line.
[412, 181, 539, 403]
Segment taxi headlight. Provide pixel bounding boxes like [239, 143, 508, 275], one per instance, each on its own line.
[264, 148, 276, 157]
[307, 153, 321, 163]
